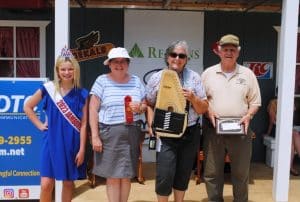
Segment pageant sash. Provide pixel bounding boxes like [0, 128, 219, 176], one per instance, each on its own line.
[44, 82, 81, 132]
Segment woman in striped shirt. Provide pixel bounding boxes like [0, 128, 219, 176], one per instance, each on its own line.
[89, 47, 147, 202]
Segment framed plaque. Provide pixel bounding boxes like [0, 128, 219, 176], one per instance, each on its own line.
[216, 117, 245, 135]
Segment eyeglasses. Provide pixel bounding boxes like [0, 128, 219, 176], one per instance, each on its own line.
[169, 52, 187, 59]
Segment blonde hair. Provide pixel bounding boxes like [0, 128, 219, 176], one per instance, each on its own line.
[53, 56, 81, 91]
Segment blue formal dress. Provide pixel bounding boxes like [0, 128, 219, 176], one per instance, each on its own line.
[40, 84, 88, 180]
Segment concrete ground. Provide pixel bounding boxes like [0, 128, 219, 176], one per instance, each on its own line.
[72, 162, 300, 202]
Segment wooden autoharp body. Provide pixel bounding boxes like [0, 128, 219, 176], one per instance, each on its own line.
[152, 69, 188, 138]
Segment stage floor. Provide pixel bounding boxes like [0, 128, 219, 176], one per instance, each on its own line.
[73, 162, 300, 202]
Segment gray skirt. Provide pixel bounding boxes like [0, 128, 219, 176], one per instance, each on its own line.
[92, 122, 142, 178]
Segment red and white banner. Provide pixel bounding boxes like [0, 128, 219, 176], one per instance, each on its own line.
[243, 61, 273, 79]
[44, 82, 81, 132]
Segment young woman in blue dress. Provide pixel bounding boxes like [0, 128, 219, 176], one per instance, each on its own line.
[24, 48, 89, 202]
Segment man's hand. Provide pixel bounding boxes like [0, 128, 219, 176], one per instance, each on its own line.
[207, 107, 219, 128]
[239, 114, 252, 134]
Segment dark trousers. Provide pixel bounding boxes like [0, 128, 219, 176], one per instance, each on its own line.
[203, 127, 252, 202]
[155, 124, 201, 196]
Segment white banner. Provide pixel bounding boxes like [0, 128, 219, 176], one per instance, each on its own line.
[124, 10, 204, 85]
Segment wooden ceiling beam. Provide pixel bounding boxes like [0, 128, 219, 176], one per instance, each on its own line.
[48, 1, 282, 13]
[163, 0, 172, 8]
[74, 0, 86, 7]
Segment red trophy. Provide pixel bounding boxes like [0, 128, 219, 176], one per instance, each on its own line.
[124, 95, 133, 124]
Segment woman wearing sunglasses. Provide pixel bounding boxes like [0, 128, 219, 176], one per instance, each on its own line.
[146, 40, 208, 202]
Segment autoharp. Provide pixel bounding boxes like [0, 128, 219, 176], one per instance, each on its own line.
[152, 69, 188, 138]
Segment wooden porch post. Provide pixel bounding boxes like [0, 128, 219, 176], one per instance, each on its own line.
[273, 0, 299, 201]
[55, 0, 70, 202]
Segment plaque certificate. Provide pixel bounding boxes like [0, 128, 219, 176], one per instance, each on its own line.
[216, 117, 245, 135]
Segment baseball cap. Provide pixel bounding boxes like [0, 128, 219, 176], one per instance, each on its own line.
[103, 47, 131, 65]
[219, 34, 239, 46]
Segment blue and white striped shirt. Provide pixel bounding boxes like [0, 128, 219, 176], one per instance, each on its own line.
[90, 74, 146, 124]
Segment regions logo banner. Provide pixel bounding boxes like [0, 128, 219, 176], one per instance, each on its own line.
[0, 78, 47, 200]
[124, 10, 204, 85]
[243, 61, 273, 79]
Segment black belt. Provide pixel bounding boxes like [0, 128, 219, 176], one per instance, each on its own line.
[187, 123, 198, 129]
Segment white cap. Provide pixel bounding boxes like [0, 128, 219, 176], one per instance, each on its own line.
[103, 47, 131, 65]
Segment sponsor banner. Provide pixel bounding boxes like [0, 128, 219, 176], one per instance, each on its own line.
[124, 10, 204, 84]
[71, 43, 114, 62]
[243, 61, 273, 79]
[0, 78, 47, 200]
[0, 186, 39, 200]
[70, 31, 114, 62]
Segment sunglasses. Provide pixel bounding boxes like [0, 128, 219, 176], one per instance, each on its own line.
[169, 52, 187, 59]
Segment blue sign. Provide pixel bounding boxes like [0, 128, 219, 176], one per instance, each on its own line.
[0, 78, 47, 200]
